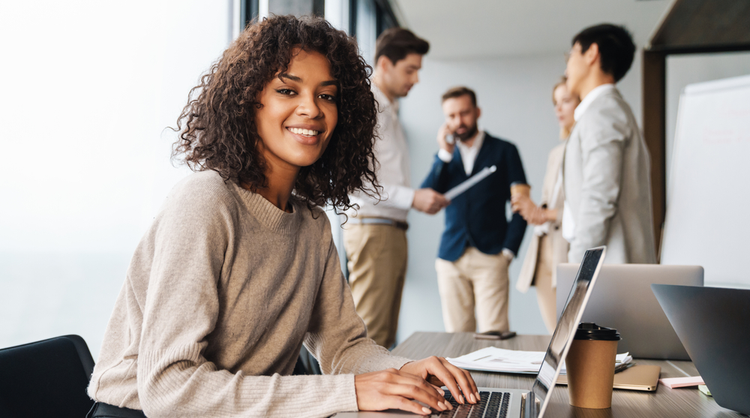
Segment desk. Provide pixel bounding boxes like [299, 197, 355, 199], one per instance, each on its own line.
[392, 332, 742, 418]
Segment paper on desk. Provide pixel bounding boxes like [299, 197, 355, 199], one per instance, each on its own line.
[659, 376, 704, 389]
[447, 346, 632, 375]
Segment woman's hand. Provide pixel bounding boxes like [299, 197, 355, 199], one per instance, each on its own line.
[511, 195, 547, 225]
[355, 368, 452, 415]
[511, 195, 538, 219]
[401, 356, 479, 406]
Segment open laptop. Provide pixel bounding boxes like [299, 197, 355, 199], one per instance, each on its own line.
[652, 284, 750, 416]
[556, 264, 703, 360]
[335, 246, 606, 418]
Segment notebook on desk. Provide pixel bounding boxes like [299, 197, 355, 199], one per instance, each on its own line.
[556, 364, 661, 391]
[334, 246, 607, 418]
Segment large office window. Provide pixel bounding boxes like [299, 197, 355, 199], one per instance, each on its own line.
[348, 0, 399, 63]
[0, 1, 234, 356]
[248, 0, 398, 62]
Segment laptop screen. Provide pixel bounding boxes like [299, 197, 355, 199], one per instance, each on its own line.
[531, 246, 606, 417]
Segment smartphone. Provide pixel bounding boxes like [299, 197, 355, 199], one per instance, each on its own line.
[446, 133, 455, 145]
[473, 330, 517, 340]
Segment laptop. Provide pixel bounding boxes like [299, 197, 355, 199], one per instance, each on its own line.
[556, 264, 703, 360]
[335, 246, 606, 418]
[652, 284, 750, 416]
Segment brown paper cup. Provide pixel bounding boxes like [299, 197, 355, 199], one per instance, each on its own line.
[510, 183, 530, 198]
[566, 339, 618, 409]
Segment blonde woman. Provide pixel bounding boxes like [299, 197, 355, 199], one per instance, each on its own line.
[512, 78, 579, 333]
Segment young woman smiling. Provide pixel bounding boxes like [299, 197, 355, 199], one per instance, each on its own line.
[86, 15, 477, 418]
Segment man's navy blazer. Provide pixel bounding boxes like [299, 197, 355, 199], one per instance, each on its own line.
[421, 132, 527, 262]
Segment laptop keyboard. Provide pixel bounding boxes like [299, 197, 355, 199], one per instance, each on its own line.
[436, 391, 510, 418]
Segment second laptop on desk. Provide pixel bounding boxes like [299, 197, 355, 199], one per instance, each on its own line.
[556, 264, 703, 360]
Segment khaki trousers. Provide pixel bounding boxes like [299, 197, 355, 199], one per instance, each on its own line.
[436, 247, 510, 333]
[534, 235, 557, 334]
[343, 223, 407, 348]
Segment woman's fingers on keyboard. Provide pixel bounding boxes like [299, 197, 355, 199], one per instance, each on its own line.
[354, 369, 449, 414]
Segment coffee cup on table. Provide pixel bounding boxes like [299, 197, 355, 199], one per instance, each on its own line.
[565, 322, 621, 409]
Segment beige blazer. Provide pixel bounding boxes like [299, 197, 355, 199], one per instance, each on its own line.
[517, 142, 569, 293]
[563, 88, 657, 264]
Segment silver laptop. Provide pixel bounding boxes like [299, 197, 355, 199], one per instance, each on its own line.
[335, 246, 606, 418]
[556, 264, 703, 360]
[652, 284, 750, 415]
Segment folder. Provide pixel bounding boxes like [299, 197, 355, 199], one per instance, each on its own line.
[556, 364, 661, 392]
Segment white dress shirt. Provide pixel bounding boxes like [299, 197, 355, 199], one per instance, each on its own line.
[562, 83, 616, 243]
[347, 83, 414, 222]
[437, 131, 485, 175]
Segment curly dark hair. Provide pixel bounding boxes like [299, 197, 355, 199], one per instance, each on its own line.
[172, 15, 379, 212]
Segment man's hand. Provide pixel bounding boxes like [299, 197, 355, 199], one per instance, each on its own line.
[400, 356, 480, 405]
[437, 123, 455, 154]
[354, 368, 451, 415]
[413, 188, 450, 214]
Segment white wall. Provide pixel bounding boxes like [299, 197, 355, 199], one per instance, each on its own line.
[395, 52, 643, 341]
[0, 1, 232, 357]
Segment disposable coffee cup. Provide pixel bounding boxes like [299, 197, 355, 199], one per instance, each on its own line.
[566, 323, 621, 409]
[510, 182, 530, 198]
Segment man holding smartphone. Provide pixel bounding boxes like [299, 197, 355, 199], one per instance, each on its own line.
[421, 86, 527, 334]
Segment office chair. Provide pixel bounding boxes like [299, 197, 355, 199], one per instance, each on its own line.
[0, 334, 95, 418]
[294, 345, 322, 375]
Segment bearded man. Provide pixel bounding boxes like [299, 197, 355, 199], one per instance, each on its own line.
[421, 86, 528, 334]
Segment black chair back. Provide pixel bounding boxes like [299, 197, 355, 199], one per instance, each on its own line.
[0, 334, 95, 418]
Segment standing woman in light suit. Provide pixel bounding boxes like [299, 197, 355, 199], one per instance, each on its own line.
[512, 78, 579, 333]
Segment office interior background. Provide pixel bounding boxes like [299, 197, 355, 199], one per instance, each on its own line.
[2, 0, 750, 358]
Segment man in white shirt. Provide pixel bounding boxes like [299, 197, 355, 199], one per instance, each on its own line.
[344, 28, 448, 348]
[562, 24, 656, 264]
[421, 87, 528, 333]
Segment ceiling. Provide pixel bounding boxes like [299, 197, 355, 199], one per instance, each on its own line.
[390, 0, 674, 59]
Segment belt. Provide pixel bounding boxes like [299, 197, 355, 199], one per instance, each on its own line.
[350, 217, 408, 231]
[87, 402, 147, 418]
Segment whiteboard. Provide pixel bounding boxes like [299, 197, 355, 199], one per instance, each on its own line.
[661, 74, 750, 288]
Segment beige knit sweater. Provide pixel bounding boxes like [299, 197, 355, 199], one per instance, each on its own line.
[88, 171, 411, 417]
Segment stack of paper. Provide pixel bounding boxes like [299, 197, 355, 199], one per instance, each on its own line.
[447, 346, 632, 375]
